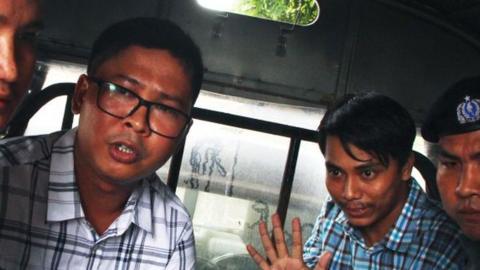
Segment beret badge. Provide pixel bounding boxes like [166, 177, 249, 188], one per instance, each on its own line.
[456, 95, 480, 124]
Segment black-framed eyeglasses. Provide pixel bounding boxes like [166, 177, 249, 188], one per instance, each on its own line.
[88, 76, 191, 139]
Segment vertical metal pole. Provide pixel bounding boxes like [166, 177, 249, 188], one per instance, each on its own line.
[167, 139, 186, 193]
[61, 92, 74, 130]
[276, 138, 301, 227]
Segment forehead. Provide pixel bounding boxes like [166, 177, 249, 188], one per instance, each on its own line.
[95, 46, 193, 107]
[0, 0, 41, 26]
[438, 130, 480, 147]
[439, 130, 480, 152]
[325, 136, 375, 163]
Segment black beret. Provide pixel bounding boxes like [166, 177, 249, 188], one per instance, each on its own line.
[421, 76, 480, 142]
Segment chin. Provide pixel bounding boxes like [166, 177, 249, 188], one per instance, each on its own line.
[346, 216, 373, 228]
[461, 226, 480, 241]
[98, 169, 144, 185]
[97, 177, 142, 191]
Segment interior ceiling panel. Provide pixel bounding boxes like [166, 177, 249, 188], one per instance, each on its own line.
[348, 0, 480, 122]
[395, 0, 480, 35]
[166, 0, 351, 106]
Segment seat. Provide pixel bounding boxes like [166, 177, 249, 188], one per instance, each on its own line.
[414, 150, 440, 201]
[5, 83, 76, 138]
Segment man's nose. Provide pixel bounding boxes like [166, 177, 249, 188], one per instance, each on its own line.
[343, 177, 361, 200]
[455, 164, 480, 198]
[123, 105, 150, 135]
[0, 32, 18, 84]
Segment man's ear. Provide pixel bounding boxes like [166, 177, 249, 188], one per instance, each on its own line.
[400, 152, 415, 181]
[72, 74, 90, 114]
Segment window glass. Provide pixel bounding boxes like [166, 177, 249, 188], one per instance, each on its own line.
[170, 120, 290, 269]
[284, 141, 326, 244]
[23, 61, 324, 135]
[24, 60, 84, 136]
[42, 60, 85, 88]
[24, 96, 69, 135]
[196, 0, 320, 26]
[195, 91, 325, 130]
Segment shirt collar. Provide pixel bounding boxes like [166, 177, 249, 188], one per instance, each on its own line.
[119, 176, 157, 234]
[47, 128, 83, 222]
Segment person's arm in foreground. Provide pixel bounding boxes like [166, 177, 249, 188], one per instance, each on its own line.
[247, 213, 332, 270]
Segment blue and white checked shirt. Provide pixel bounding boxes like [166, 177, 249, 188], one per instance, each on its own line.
[303, 179, 467, 269]
[0, 129, 195, 269]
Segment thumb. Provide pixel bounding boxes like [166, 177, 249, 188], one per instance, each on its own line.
[313, 251, 332, 270]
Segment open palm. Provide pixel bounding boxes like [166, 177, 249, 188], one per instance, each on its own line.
[247, 213, 331, 270]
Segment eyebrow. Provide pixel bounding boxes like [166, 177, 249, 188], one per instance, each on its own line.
[354, 163, 383, 171]
[325, 161, 340, 169]
[0, 15, 44, 30]
[114, 74, 188, 107]
[325, 160, 382, 171]
[438, 148, 461, 161]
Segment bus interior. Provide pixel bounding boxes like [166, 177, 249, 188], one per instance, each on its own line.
[7, 0, 480, 269]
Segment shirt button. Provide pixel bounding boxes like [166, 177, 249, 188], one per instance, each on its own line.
[93, 247, 103, 256]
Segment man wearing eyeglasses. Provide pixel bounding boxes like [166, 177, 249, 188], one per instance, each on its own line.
[0, 17, 203, 269]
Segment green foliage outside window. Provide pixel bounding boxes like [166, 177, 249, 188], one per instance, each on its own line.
[236, 0, 319, 26]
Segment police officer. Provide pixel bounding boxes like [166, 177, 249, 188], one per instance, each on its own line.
[422, 76, 480, 269]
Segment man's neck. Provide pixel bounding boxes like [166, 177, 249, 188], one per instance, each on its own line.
[74, 148, 138, 235]
[77, 175, 137, 235]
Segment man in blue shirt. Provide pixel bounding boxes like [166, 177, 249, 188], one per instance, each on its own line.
[422, 76, 480, 270]
[248, 93, 466, 269]
[0, 18, 203, 269]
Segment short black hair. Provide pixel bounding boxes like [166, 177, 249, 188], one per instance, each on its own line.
[318, 92, 416, 167]
[87, 17, 203, 102]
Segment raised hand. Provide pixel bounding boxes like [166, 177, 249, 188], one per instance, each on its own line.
[247, 213, 332, 270]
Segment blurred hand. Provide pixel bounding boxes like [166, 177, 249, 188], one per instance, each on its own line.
[247, 213, 332, 270]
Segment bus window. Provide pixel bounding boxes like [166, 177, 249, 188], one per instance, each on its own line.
[285, 141, 327, 242]
[194, 91, 325, 130]
[161, 120, 289, 268]
[154, 91, 324, 269]
[196, 0, 320, 26]
[23, 60, 85, 136]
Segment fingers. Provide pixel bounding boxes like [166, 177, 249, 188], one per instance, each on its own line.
[246, 244, 271, 270]
[251, 214, 306, 269]
[259, 219, 278, 262]
[271, 213, 289, 258]
[313, 251, 333, 270]
[290, 217, 303, 260]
